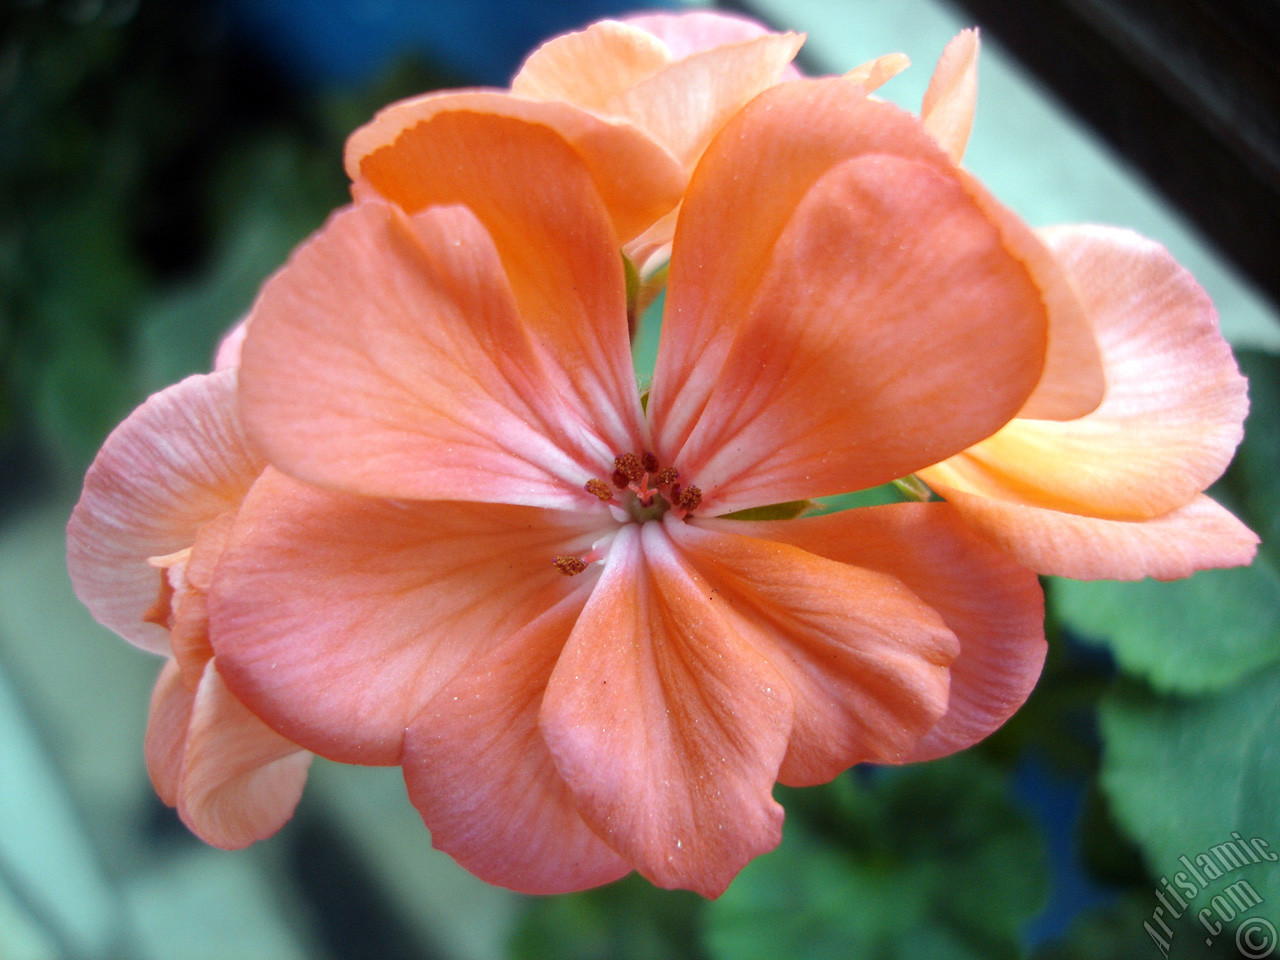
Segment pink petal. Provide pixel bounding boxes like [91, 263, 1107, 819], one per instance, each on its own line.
[404, 596, 630, 894]
[209, 469, 602, 765]
[669, 515, 960, 785]
[664, 152, 1047, 513]
[214, 319, 247, 371]
[930, 489, 1259, 581]
[541, 523, 792, 897]
[922, 225, 1250, 520]
[68, 370, 263, 655]
[145, 659, 193, 807]
[239, 198, 635, 509]
[717, 504, 1047, 763]
[175, 661, 311, 850]
[346, 90, 684, 245]
[921, 29, 979, 164]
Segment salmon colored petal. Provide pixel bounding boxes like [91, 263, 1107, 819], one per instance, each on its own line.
[921, 29, 979, 164]
[356, 112, 645, 458]
[541, 524, 792, 897]
[609, 32, 805, 169]
[962, 175, 1106, 421]
[346, 91, 683, 244]
[214, 319, 247, 371]
[922, 225, 1249, 520]
[177, 661, 311, 850]
[846, 53, 911, 92]
[239, 200, 626, 508]
[930, 487, 1259, 580]
[650, 79, 967, 457]
[511, 20, 671, 109]
[145, 659, 193, 807]
[625, 10, 798, 64]
[667, 153, 1047, 513]
[717, 504, 1046, 764]
[209, 469, 600, 765]
[404, 596, 630, 894]
[168, 511, 238, 686]
[68, 371, 263, 655]
[669, 516, 959, 786]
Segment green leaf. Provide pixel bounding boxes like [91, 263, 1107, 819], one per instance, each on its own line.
[704, 757, 1047, 960]
[718, 500, 815, 521]
[1100, 666, 1280, 910]
[1051, 350, 1280, 694]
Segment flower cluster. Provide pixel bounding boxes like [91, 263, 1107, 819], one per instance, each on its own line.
[68, 13, 1257, 897]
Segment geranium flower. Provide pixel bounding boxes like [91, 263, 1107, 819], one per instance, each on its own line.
[911, 33, 1259, 579]
[207, 78, 1054, 896]
[67, 367, 311, 848]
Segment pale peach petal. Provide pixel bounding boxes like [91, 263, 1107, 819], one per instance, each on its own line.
[168, 511, 238, 686]
[667, 153, 1046, 513]
[669, 516, 959, 786]
[921, 29, 979, 164]
[541, 524, 792, 897]
[720, 504, 1046, 763]
[608, 32, 805, 169]
[405, 596, 630, 894]
[625, 10, 797, 63]
[145, 659, 193, 807]
[922, 225, 1249, 520]
[346, 90, 683, 244]
[650, 79, 974, 458]
[213, 319, 247, 371]
[623, 204, 680, 275]
[209, 469, 601, 765]
[176, 662, 311, 850]
[239, 200, 628, 508]
[356, 112, 646, 461]
[929, 488, 1259, 581]
[68, 371, 263, 655]
[511, 20, 672, 109]
[846, 52, 910, 92]
[961, 174, 1106, 420]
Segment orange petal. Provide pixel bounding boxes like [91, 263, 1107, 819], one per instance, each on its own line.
[665, 153, 1047, 513]
[922, 225, 1250, 520]
[845, 52, 911, 92]
[175, 661, 311, 850]
[511, 20, 672, 109]
[669, 515, 960, 785]
[714, 504, 1047, 763]
[346, 90, 683, 244]
[239, 199, 632, 508]
[145, 659, 193, 807]
[606, 31, 805, 169]
[404, 596, 630, 894]
[929, 488, 1259, 580]
[541, 524, 791, 897]
[68, 371, 263, 655]
[625, 10, 799, 63]
[921, 29, 979, 164]
[209, 469, 600, 765]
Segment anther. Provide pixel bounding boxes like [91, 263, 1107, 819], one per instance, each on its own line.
[552, 556, 588, 577]
[641, 451, 660, 474]
[655, 467, 679, 486]
[677, 485, 703, 512]
[584, 479, 613, 501]
[614, 453, 645, 483]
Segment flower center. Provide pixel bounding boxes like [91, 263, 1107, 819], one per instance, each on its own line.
[552, 452, 702, 576]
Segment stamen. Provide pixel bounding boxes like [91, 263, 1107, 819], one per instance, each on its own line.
[552, 556, 588, 577]
[654, 467, 679, 486]
[641, 452, 660, 474]
[677, 485, 703, 512]
[611, 469, 629, 489]
[614, 453, 645, 483]
[584, 479, 614, 501]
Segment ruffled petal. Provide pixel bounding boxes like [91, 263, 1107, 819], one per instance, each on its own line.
[625, 10, 799, 64]
[404, 595, 630, 894]
[346, 90, 683, 244]
[68, 370, 263, 655]
[714, 504, 1046, 763]
[541, 524, 792, 897]
[665, 153, 1047, 513]
[145, 659, 193, 807]
[177, 661, 311, 850]
[845, 53, 911, 92]
[669, 515, 960, 785]
[922, 225, 1249, 520]
[239, 198, 632, 508]
[511, 20, 672, 108]
[921, 29, 979, 164]
[929, 488, 1259, 580]
[209, 469, 601, 765]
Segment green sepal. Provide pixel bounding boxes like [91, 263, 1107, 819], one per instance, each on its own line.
[718, 500, 816, 521]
